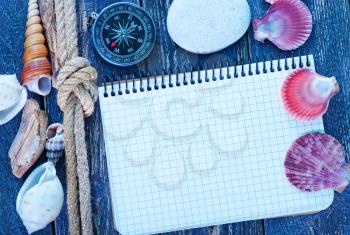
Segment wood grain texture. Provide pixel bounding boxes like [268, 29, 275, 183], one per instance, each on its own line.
[0, 0, 349, 234]
[38, 0, 350, 234]
[0, 0, 53, 234]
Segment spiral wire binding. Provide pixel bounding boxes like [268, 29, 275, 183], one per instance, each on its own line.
[103, 53, 311, 97]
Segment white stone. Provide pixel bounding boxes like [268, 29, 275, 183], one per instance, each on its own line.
[167, 0, 251, 54]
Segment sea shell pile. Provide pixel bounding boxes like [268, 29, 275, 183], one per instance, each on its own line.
[0, 75, 27, 125]
[16, 162, 64, 234]
[253, 0, 313, 50]
[21, 0, 52, 96]
[285, 133, 350, 193]
[8, 99, 48, 178]
[281, 68, 339, 120]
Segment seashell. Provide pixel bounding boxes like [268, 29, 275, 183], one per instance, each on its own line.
[284, 133, 350, 193]
[0, 75, 28, 125]
[16, 162, 64, 234]
[24, 33, 45, 49]
[8, 99, 48, 178]
[25, 24, 43, 38]
[253, 0, 312, 51]
[22, 44, 49, 64]
[26, 16, 41, 27]
[21, 0, 52, 96]
[45, 123, 65, 164]
[281, 68, 339, 120]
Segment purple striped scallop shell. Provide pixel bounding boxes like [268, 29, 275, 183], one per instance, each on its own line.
[284, 133, 349, 193]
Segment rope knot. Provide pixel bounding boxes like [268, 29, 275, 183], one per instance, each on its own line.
[57, 57, 98, 117]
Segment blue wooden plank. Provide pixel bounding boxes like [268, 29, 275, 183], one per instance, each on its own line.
[0, 0, 54, 234]
[162, 222, 263, 235]
[248, 0, 350, 234]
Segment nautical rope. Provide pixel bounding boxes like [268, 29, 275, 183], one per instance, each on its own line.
[53, 0, 97, 234]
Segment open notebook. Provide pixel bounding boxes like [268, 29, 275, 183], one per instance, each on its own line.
[99, 55, 333, 235]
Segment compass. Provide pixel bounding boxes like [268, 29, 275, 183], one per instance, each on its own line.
[92, 2, 156, 67]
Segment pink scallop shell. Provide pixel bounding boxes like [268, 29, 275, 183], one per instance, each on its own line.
[281, 68, 339, 120]
[284, 133, 349, 193]
[253, 0, 313, 50]
[265, 0, 279, 4]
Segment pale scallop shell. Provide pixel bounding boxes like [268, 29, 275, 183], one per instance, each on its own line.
[16, 162, 64, 234]
[0, 75, 27, 125]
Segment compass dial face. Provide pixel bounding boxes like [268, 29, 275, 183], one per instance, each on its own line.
[92, 3, 156, 66]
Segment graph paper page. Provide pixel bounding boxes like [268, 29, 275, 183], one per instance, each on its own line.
[98, 56, 334, 235]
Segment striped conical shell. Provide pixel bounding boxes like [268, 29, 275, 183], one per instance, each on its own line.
[21, 0, 52, 96]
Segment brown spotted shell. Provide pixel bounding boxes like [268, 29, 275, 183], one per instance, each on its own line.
[21, 0, 52, 96]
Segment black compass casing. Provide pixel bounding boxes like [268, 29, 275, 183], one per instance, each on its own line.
[92, 2, 156, 67]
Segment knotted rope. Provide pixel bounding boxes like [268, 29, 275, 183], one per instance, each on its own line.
[54, 0, 97, 234]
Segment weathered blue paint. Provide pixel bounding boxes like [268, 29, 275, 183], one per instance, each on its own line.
[0, 0, 348, 234]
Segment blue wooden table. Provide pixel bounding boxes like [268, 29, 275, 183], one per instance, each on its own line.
[0, 0, 349, 234]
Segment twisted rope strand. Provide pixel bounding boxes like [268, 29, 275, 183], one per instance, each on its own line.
[57, 57, 97, 235]
[74, 101, 93, 235]
[63, 0, 78, 59]
[63, 96, 81, 235]
[54, 0, 68, 65]
[53, 0, 98, 234]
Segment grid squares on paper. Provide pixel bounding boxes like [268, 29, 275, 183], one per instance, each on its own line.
[98, 55, 334, 235]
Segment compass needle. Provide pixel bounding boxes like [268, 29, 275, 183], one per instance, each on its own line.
[116, 37, 122, 46]
[127, 27, 137, 34]
[118, 22, 123, 31]
[125, 21, 130, 31]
